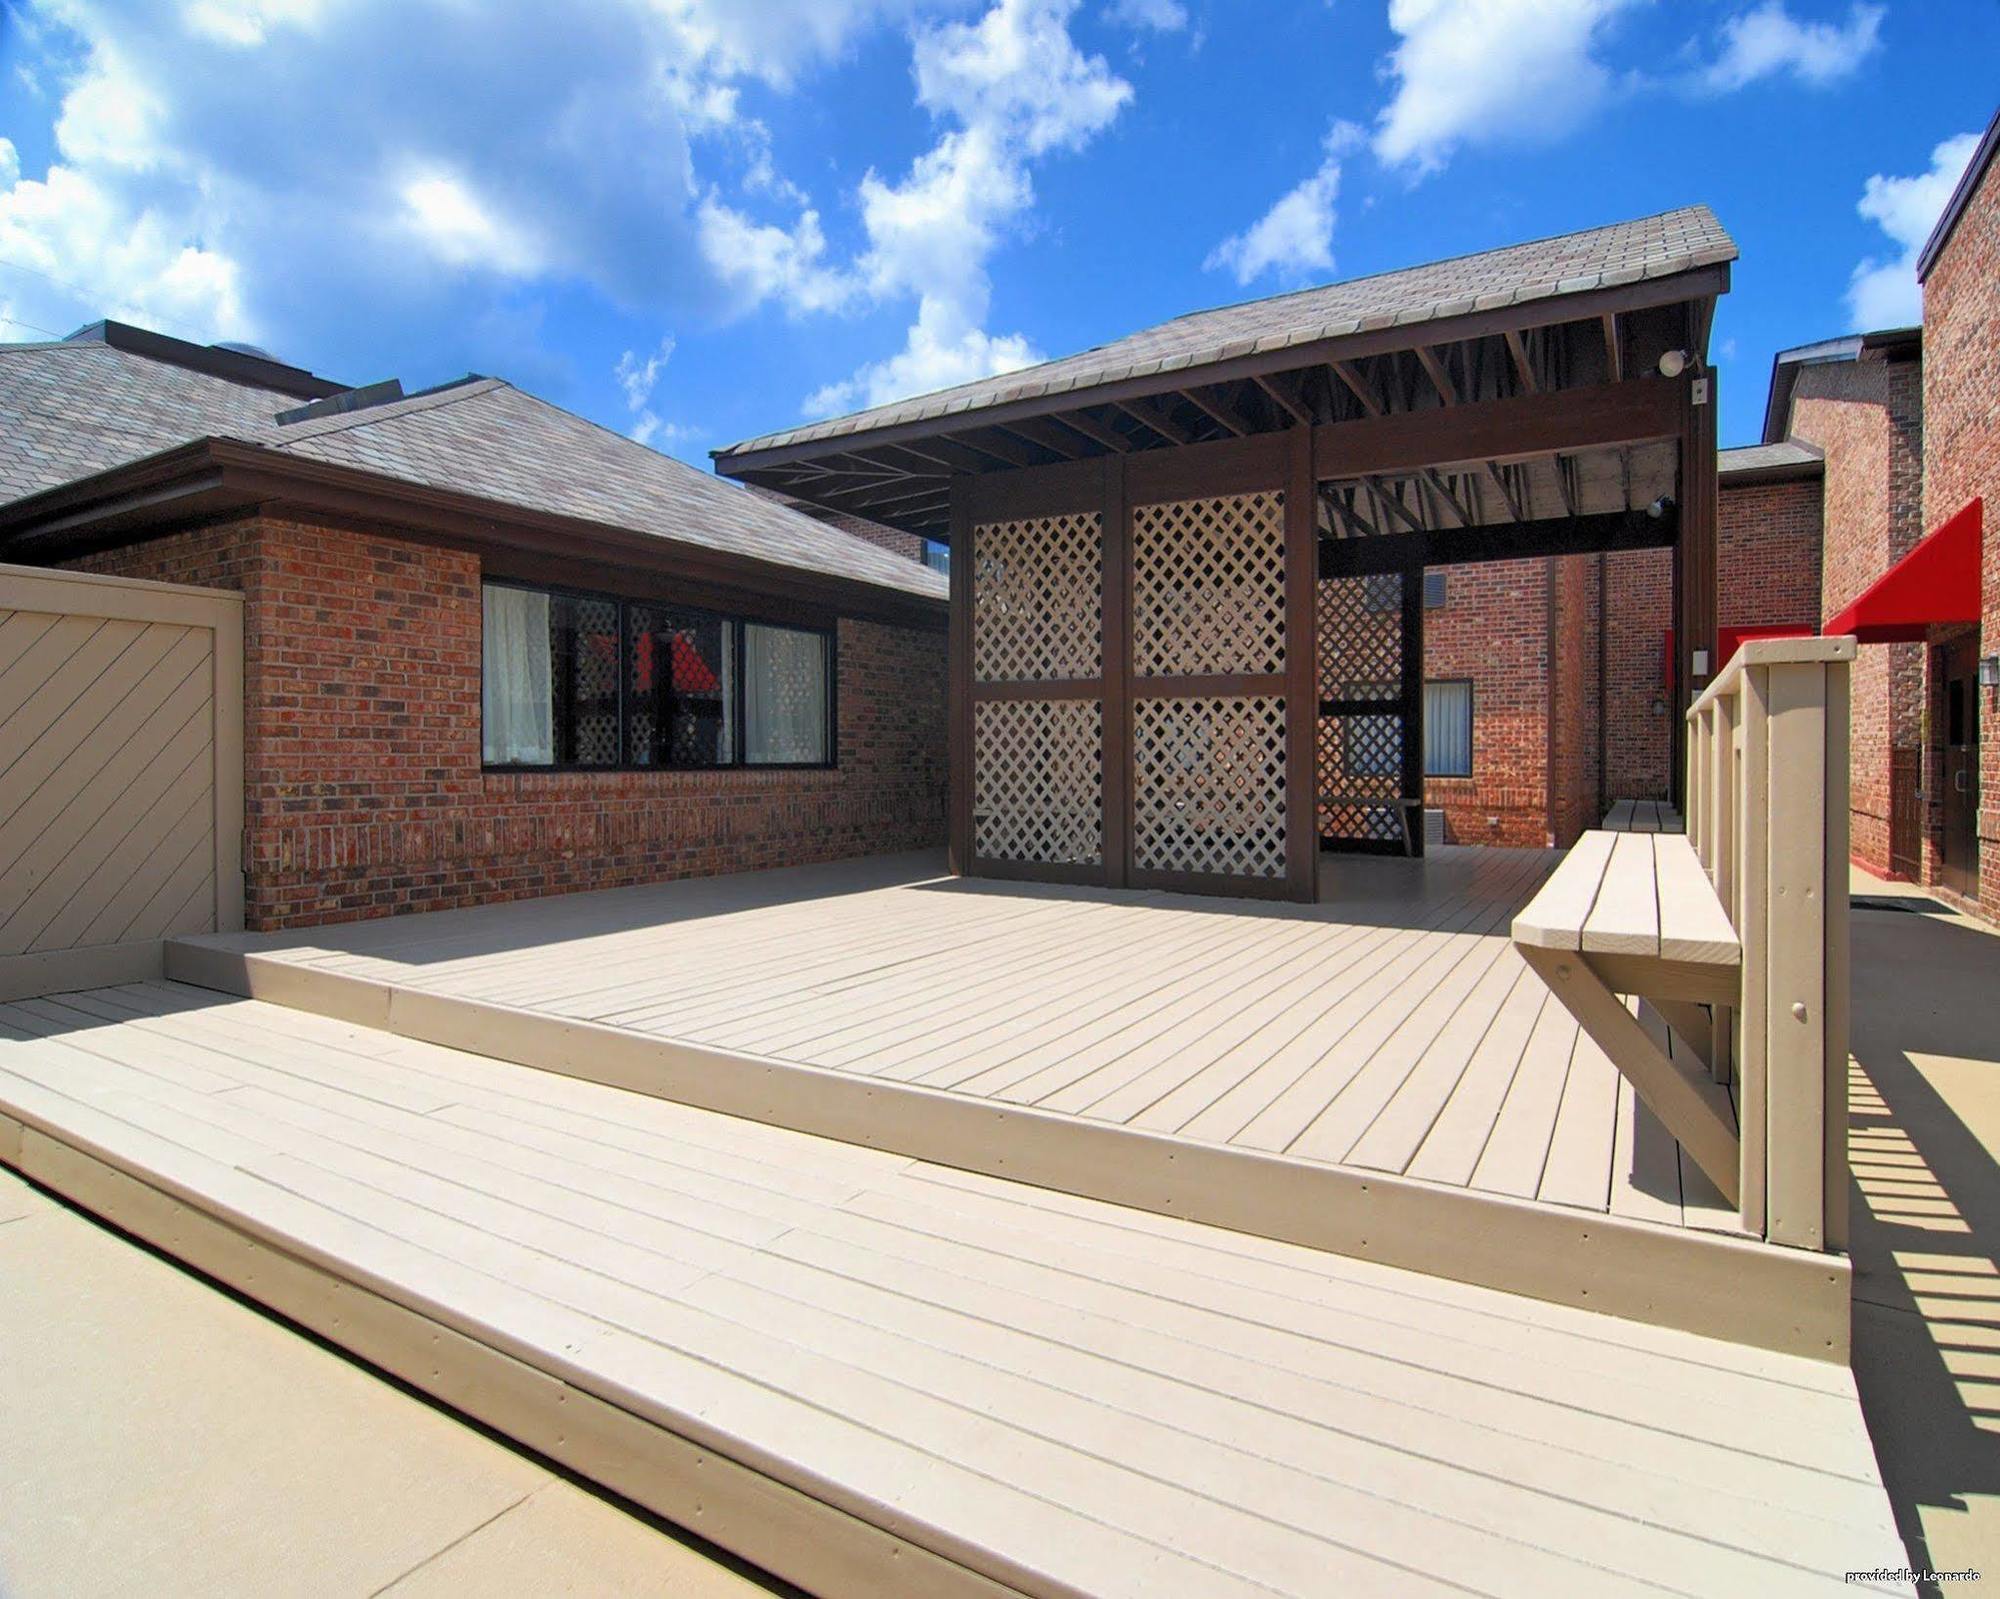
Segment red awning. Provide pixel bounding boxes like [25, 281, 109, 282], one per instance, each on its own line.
[1825, 498, 1983, 643]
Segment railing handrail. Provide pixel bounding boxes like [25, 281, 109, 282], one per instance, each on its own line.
[1688, 635, 1856, 719]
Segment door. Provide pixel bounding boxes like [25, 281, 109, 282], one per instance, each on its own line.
[1941, 640, 1980, 899]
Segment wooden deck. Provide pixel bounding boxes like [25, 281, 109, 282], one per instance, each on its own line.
[164, 849, 1847, 1354]
[0, 983, 1912, 1597]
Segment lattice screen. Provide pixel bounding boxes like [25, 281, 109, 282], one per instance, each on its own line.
[1316, 714, 1406, 843]
[1132, 492, 1286, 676]
[1131, 696, 1286, 878]
[562, 595, 620, 766]
[1316, 574, 1402, 699]
[973, 699, 1102, 866]
[973, 512, 1102, 682]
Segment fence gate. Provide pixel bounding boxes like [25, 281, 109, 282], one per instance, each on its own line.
[1316, 566, 1425, 855]
[0, 565, 243, 1000]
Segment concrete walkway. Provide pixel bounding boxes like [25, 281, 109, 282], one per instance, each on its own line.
[0, 1165, 790, 1599]
[1848, 867, 2000, 1592]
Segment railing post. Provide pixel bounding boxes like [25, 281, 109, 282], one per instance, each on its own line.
[1823, 656, 1851, 1252]
[1762, 660, 1829, 1250]
[1710, 693, 1736, 1084]
[1735, 664, 1770, 1239]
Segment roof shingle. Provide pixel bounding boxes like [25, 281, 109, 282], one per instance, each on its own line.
[719, 205, 1737, 459]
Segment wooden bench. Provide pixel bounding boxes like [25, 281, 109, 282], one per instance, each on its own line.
[1513, 830, 1742, 1205]
[1603, 798, 1684, 834]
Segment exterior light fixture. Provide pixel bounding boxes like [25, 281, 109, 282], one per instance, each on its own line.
[1646, 495, 1675, 520]
[1658, 350, 1688, 378]
[1980, 656, 2000, 690]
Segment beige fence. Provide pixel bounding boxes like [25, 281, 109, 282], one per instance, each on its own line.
[0, 564, 243, 1000]
[1686, 635, 1854, 1251]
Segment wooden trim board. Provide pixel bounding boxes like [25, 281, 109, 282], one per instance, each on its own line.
[0, 941, 164, 1003]
[165, 939, 1852, 1359]
[0, 1106, 1040, 1599]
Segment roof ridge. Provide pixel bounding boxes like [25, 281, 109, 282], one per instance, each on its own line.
[268, 375, 506, 445]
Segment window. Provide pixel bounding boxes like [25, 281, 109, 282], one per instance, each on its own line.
[922, 539, 950, 575]
[745, 623, 831, 765]
[481, 580, 834, 770]
[1424, 680, 1473, 777]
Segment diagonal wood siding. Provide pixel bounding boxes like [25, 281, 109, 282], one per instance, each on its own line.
[0, 566, 242, 999]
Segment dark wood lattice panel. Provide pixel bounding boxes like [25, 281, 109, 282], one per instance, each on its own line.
[1132, 492, 1286, 677]
[973, 699, 1103, 866]
[1316, 574, 1403, 700]
[625, 604, 731, 767]
[972, 512, 1102, 682]
[1131, 696, 1287, 878]
[559, 595, 620, 766]
[1316, 714, 1406, 842]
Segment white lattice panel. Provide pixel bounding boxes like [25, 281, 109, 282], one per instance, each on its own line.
[1132, 491, 1286, 677]
[973, 698, 1103, 866]
[972, 512, 1102, 682]
[1131, 696, 1286, 878]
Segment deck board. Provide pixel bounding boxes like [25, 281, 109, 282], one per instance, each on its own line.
[204, 847, 1727, 1225]
[0, 984, 1911, 1597]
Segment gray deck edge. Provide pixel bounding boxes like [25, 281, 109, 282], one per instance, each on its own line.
[0, 1105, 1051, 1599]
[165, 940, 1853, 1361]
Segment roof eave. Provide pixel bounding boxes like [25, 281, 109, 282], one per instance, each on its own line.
[0, 438, 947, 628]
[1916, 108, 2000, 283]
[715, 261, 1731, 477]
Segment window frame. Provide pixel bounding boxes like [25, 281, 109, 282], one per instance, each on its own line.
[1423, 677, 1475, 779]
[479, 576, 838, 774]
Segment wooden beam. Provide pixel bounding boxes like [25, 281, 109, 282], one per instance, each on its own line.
[1367, 478, 1426, 534]
[1047, 408, 1132, 453]
[1486, 462, 1527, 524]
[1329, 360, 1383, 418]
[1113, 398, 1194, 446]
[1601, 313, 1623, 384]
[874, 438, 990, 476]
[957, 427, 1045, 469]
[1252, 373, 1315, 428]
[1414, 345, 1459, 407]
[1319, 505, 1677, 577]
[1312, 378, 1682, 480]
[1503, 329, 1539, 395]
[1555, 454, 1578, 518]
[1002, 415, 1092, 460]
[1178, 386, 1251, 437]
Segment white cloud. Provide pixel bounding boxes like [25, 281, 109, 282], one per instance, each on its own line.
[1206, 120, 1360, 287]
[397, 169, 549, 276]
[1699, 2, 1883, 93]
[1846, 131, 1981, 330]
[696, 196, 855, 315]
[615, 336, 676, 411]
[0, 0, 962, 376]
[1374, 0, 1634, 177]
[1104, 0, 1187, 30]
[795, 0, 1131, 414]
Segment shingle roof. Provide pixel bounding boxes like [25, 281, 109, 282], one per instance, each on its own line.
[0, 341, 944, 602]
[720, 205, 1737, 459]
[1718, 440, 1823, 477]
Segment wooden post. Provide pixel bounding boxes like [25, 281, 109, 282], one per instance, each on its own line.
[947, 479, 973, 877]
[1284, 427, 1320, 898]
[1735, 665, 1770, 1238]
[1101, 456, 1131, 889]
[1710, 692, 1737, 1084]
[1400, 564, 1426, 859]
[1823, 658, 1851, 1251]
[1763, 660, 1827, 1250]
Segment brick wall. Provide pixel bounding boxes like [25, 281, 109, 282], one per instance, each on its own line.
[1790, 354, 1923, 875]
[1420, 557, 1555, 846]
[1602, 546, 1674, 806]
[72, 514, 948, 928]
[1922, 146, 2000, 923]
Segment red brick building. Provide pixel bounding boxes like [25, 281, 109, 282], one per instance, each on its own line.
[0, 323, 948, 930]
[1914, 110, 1999, 922]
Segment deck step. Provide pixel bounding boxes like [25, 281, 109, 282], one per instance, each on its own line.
[0, 983, 1913, 1598]
[162, 932, 1850, 1360]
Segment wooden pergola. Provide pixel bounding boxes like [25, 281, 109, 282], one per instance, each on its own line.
[717, 207, 1733, 903]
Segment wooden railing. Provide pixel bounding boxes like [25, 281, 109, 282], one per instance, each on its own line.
[1686, 636, 1854, 1251]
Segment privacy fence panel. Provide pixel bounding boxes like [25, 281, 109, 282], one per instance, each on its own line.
[0, 564, 243, 1000]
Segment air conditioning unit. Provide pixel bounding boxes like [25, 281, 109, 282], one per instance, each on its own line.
[1423, 807, 1446, 848]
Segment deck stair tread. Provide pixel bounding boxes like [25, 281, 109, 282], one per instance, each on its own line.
[0, 983, 1912, 1597]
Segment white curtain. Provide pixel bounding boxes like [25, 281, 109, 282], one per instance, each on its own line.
[1424, 680, 1473, 777]
[745, 624, 828, 764]
[482, 586, 554, 764]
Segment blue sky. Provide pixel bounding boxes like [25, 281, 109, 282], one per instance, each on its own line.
[0, 1, 1994, 461]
